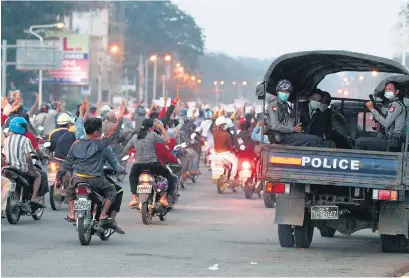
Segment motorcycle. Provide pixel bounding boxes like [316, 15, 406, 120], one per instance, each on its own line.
[136, 170, 171, 225]
[173, 142, 192, 189]
[235, 145, 262, 200]
[209, 151, 241, 194]
[73, 155, 129, 245]
[2, 153, 46, 224]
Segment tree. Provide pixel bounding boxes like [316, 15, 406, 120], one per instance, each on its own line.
[393, 1, 409, 66]
[113, 1, 204, 71]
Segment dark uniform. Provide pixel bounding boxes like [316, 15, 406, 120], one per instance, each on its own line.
[266, 97, 323, 147]
[355, 98, 407, 151]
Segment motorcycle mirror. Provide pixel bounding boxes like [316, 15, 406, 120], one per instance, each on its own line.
[38, 126, 44, 131]
[43, 142, 51, 148]
[190, 133, 196, 140]
[181, 142, 188, 148]
[3, 128, 9, 134]
[240, 145, 246, 151]
[121, 155, 130, 161]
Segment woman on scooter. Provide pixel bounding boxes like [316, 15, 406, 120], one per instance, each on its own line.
[125, 118, 172, 208]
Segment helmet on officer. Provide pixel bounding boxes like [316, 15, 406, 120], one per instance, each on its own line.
[276, 79, 293, 102]
[9, 117, 28, 135]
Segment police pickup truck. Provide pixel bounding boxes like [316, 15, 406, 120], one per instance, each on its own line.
[256, 51, 409, 253]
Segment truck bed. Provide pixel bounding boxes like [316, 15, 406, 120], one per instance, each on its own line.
[260, 144, 405, 189]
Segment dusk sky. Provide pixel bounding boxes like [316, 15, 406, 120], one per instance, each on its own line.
[176, 0, 405, 59]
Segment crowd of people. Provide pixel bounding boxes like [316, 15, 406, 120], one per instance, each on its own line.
[1, 76, 405, 232]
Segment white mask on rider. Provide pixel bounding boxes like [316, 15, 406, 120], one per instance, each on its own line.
[309, 100, 321, 111]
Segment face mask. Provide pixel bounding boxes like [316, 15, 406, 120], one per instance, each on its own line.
[277, 92, 290, 102]
[309, 100, 321, 110]
[319, 104, 329, 112]
[384, 91, 395, 99]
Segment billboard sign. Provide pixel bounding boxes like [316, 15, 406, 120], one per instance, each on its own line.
[38, 32, 90, 85]
[16, 40, 63, 70]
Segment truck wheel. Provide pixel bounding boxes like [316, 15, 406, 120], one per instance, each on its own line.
[320, 227, 336, 238]
[263, 193, 274, 208]
[380, 234, 409, 253]
[294, 214, 314, 248]
[278, 224, 295, 247]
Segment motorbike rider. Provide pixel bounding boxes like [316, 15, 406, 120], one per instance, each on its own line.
[48, 113, 76, 160]
[1, 131, 11, 217]
[56, 101, 126, 226]
[212, 116, 238, 182]
[125, 118, 172, 208]
[73, 101, 126, 234]
[3, 117, 46, 208]
[33, 103, 51, 135]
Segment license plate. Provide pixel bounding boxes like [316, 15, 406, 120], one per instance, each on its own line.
[9, 182, 16, 192]
[311, 206, 339, 220]
[239, 170, 252, 178]
[74, 199, 91, 210]
[137, 184, 152, 194]
[48, 172, 56, 182]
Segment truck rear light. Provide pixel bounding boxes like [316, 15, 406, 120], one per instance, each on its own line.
[372, 189, 398, 201]
[265, 182, 290, 194]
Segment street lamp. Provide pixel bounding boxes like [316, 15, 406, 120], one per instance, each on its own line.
[28, 22, 65, 106]
[163, 55, 172, 98]
[197, 79, 202, 84]
[232, 81, 236, 86]
[242, 81, 247, 86]
[176, 63, 181, 67]
[191, 76, 196, 81]
[220, 81, 224, 85]
[359, 75, 364, 81]
[150, 55, 158, 100]
[164, 54, 172, 62]
[214, 81, 218, 85]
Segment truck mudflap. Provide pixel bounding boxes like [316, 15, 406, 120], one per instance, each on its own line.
[274, 184, 305, 226]
[261, 145, 404, 189]
[379, 200, 409, 237]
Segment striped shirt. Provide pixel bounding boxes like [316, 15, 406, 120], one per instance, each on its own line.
[3, 134, 35, 171]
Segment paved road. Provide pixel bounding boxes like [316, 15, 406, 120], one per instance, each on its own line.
[2, 167, 409, 277]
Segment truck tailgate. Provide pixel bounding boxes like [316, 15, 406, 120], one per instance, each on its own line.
[261, 145, 404, 189]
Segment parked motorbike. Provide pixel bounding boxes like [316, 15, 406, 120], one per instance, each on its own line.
[73, 155, 129, 245]
[2, 153, 46, 224]
[137, 171, 171, 225]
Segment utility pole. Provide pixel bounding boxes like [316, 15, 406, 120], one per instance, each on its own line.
[124, 67, 128, 98]
[144, 59, 148, 107]
[138, 54, 144, 104]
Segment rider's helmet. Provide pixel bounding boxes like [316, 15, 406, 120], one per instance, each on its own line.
[56, 113, 71, 126]
[204, 110, 212, 119]
[101, 104, 112, 113]
[276, 79, 293, 92]
[9, 117, 28, 134]
[224, 118, 234, 130]
[215, 116, 227, 127]
[179, 109, 187, 118]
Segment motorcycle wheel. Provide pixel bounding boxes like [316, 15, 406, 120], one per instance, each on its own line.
[49, 186, 62, 211]
[216, 175, 226, 194]
[32, 196, 45, 220]
[191, 175, 197, 183]
[77, 217, 92, 245]
[244, 183, 254, 199]
[6, 188, 21, 225]
[141, 202, 152, 225]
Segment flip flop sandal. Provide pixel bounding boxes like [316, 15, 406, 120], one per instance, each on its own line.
[64, 215, 75, 222]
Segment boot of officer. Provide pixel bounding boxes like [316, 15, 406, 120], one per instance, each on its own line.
[355, 81, 406, 151]
[265, 79, 323, 147]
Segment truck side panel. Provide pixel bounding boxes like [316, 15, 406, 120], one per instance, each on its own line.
[261, 145, 404, 189]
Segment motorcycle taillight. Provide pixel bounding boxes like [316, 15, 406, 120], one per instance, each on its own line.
[76, 187, 90, 195]
[139, 173, 153, 183]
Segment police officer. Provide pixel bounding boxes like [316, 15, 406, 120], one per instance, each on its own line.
[266, 79, 323, 147]
[355, 81, 406, 151]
